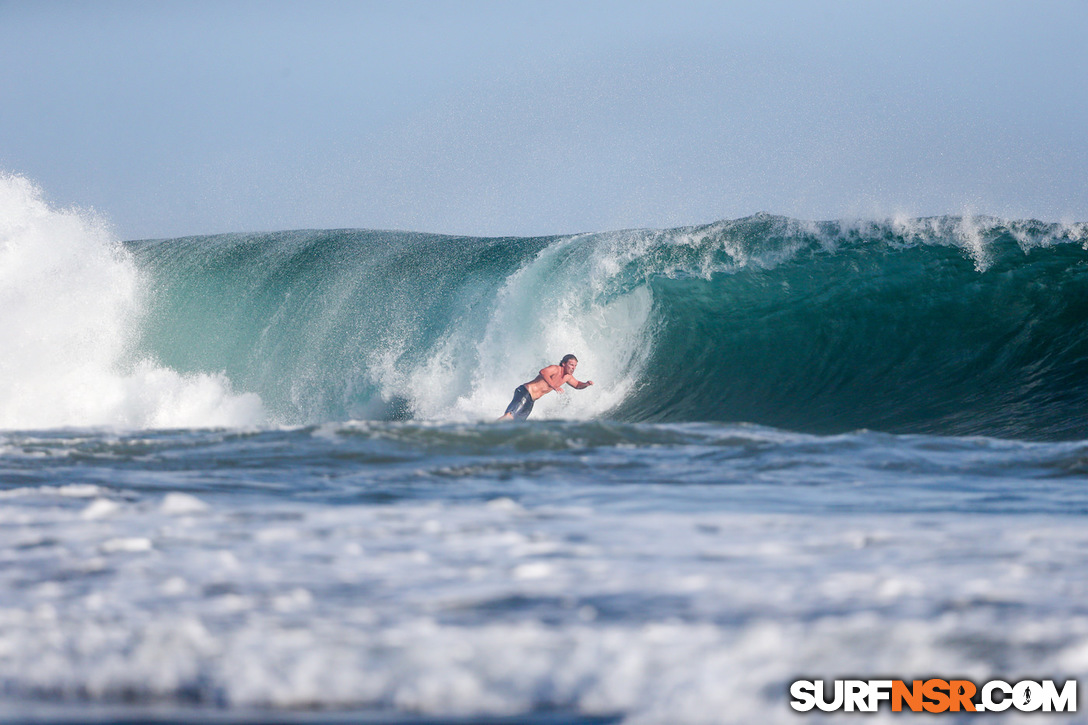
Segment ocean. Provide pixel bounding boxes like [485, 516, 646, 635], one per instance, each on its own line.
[2, 173, 1087, 723]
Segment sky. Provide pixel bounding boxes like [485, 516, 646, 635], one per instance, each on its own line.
[1, 0, 1086, 240]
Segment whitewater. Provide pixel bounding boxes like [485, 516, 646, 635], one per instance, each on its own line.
[2, 172, 1088, 724]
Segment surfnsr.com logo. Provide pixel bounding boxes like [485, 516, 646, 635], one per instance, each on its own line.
[790, 679, 1077, 713]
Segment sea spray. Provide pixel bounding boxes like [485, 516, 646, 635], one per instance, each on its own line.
[0, 174, 263, 429]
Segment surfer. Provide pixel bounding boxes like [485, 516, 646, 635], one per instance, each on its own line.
[498, 354, 594, 421]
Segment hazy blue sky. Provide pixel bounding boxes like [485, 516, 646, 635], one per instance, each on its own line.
[2, 0, 1086, 239]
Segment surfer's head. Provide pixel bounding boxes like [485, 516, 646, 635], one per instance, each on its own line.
[560, 354, 578, 373]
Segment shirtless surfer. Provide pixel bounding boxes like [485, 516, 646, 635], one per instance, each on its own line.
[499, 354, 594, 420]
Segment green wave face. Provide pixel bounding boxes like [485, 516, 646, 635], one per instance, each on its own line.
[127, 216, 1088, 439]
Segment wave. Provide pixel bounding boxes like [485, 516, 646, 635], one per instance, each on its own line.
[0, 175, 263, 429]
[3, 174, 1087, 438]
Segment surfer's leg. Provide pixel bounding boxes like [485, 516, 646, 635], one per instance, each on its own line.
[500, 386, 533, 421]
[515, 394, 534, 420]
[499, 389, 522, 420]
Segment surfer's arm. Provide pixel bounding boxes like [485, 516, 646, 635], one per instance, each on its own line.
[567, 377, 594, 390]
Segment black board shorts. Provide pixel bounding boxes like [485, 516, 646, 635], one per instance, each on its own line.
[504, 385, 534, 420]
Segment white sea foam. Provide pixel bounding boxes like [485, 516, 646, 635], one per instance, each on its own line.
[0, 483, 107, 499]
[0, 495, 1083, 723]
[160, 492, 209, 515]
[0, 174, 265, 429]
